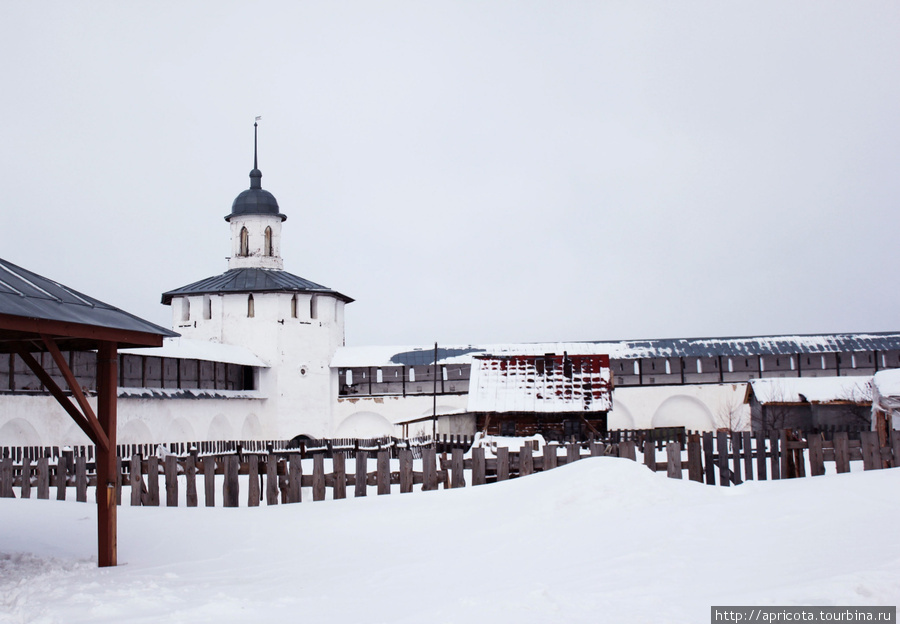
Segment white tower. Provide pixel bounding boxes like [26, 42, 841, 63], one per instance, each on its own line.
[161, 122, 353, 439]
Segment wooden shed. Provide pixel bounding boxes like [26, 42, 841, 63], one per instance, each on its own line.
[0, 257, 176, 566]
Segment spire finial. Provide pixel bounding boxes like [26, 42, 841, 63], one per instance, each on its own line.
[250, 116, 262, 189]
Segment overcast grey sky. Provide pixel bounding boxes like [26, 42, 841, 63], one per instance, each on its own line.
[2, 2, 898, 347]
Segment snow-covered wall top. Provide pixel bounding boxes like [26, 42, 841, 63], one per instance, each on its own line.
[467, 353, 612, 413]
[333, 332, 900, 368]
[746, 376, 873, 405]
[121, 337, 268, 367]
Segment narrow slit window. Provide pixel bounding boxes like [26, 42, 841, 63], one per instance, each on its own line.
[376, 368, 383, 383]
[409, 368, 416, 382]
[696, 359, 702, 374]
[181, 298, 190, 322]
[310, 295, 318, 320]
[291, 295, 298, 319]
[264, 226, 273, 256]
[239, 227, 249, 257]
[633, 361, 640, 375]
[203, 295, 212, 320]
[247, 294, 255, 318]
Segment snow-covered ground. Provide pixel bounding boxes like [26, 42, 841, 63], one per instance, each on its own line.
[2, 457, 899, 623]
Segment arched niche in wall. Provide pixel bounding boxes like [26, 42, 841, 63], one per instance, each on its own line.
[607, 402, 636, 430]
[164, 418, 197, 443]
[334, 411, 394, 438]
[240, 413, 262, 439]
[0, 418, 42, 447]
[207, 414, 235, 441]
[651, 395, 715, 431]
[118, 419, 154, 445]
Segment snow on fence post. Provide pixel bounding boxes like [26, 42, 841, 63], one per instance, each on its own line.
[147, 456, 160, 506]
[165, 455, 178, 507]
[185, 452, 198, 507]
[355, 450, 368, 497]
[247, 454, 260, 507]
[223, 455, 239, 507]
[203, 456, 216, 507]
[313, 454, 326, 501]
[55, 455, 67, 500]
[333, 453, 347, 499]
[497, 447, 509, 481]
[472, 447, 486, 486]
[666, 442, 682, 479]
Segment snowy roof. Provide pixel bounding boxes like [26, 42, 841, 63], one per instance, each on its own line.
[161, 268, 353, 305]
[120, 337, 268, 368]
[745, 376, 873, 405]
[333, 332, 900, 368]
[118, 387, 264, 400]
[467, 353, 612, 413]
[873, 369, 900, 398]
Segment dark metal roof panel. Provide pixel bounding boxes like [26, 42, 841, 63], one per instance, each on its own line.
[0, 257, 178, 343]
[161, 268, 354, 304]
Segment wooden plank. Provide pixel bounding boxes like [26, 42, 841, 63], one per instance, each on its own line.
[20, 457, 31, 499]
[288, 454, 302, 503]
[37, 456, 49, 499]
[450, 448, 465, 488]
[313, 454, 326, 501]
[769, 430, 781, 480]
[543, 444, 556, 471]
[755, 432, 767, 481]
[165, 455, 178, 507]
[422, 447, 438, 491]
[247, 454, 260, 507]
[472, 447, 486, 486]
[266, 454, 278, 505]
[590, 441, 604, 457]
[377, 451, 390, 495]
[185, 455, 198, 507]
[619, 440, 636, 461]
[333, 453, 347, 499]
[223, 455, 239, 507]
[716, 431, 729, 487]
[0, 457, 12, 498]
[666, 442, 682, 479]
[730, 432, 742, 485]
[355, 450, 368, 497]
[643, 439, 656, 472]
[567, 443, 580, 465]
[130, 455, 142, 506]
[686, 434, 703, 483]
[808, 435, 825, 477]
[833, 432, 850, 474]
[75, 455, 87, 503]
[779, 430, 790, 479]
[860, 431, 880, 471]
[702, 432, 715, 485]
[115, 456, 123, 506]
[893, 434, 900, 469]
[399, 449, 413, 493]
[147, 456, 160, 506]
[56, 456, 67, 500]
[203, 456, 216, 507]
[497, 447, 509, 481]
[742, 431, 753, 481]
[520, 444, 534, 477]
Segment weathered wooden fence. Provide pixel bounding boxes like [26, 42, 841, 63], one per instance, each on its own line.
[1, 429, 898, 506]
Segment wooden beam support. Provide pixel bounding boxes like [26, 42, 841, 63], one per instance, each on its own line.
[96, 341, 118, 567]
[11, 342, 108, 450]
[41, 334, 102, 435]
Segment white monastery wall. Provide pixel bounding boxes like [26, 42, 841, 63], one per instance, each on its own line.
[609, 383, 750, 431]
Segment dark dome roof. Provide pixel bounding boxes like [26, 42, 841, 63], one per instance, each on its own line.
[226, 168, 287, 222]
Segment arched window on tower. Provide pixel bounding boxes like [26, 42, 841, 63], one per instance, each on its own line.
[247, 294, 255, 318]
[291, 294, 298, 319]
[264, 226, 273, 257]
[239, 227, 249, 257]
[181, 298, 190, 322]
[203, 295, 212, 320]
[310, 295, 318, 320]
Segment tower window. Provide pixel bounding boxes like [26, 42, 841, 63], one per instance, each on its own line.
[264, 226, 273, 256]
[247, 294, 255, 318]
[203, 295, 212, 320]
[310, 295, 318, 320]
[239, 227, 249, 257]
[181, 298, 190, 322]
[291, 294, 298, 319]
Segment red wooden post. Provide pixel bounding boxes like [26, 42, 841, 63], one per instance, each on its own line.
[96, 342, 118, 567]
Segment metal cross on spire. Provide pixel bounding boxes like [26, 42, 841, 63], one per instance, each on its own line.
[253, 116, 262, 170]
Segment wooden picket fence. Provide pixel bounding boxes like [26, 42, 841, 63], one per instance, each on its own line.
[1, 429, 898, 506]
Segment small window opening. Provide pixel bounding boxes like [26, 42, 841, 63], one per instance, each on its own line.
[728, 358, 734, 373]
[203, 295, 212, 320]
[291, 295, 298, 319]
[345, 370, 353, 385]
[633, 361, 640, 375]
[409, 368, 416, 382]
[376, 368, 383, 383]
[442, 367, 448, 382]
[247, 294, 255, 318]
[239, 227, 249, 257]
[664, 360, 671, 375]
[696, 359, 702, 374]
[264, 226, 273, 256]
[851, 354, 857, 368]
[821, 356, 826, 370]
[790, 356, 795, 371]
[310, 295, 318, 320]
[181, 298, 190, 322]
